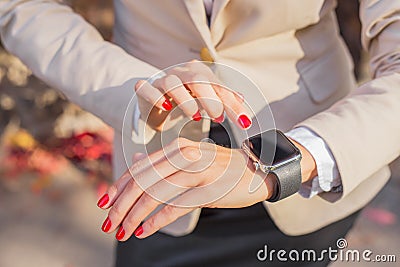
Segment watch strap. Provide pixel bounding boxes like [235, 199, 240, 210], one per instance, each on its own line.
[267, 158, 302, 202]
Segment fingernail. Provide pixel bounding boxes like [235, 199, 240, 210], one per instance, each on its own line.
[238, 114, 252, 129]
[101, 217, 112, 232]
[116, 226, 125, 241]
[97, 194, 109, 208]
[212, 113, 224, 123]
[162, 99, 173, 111]
[192, 110, 202, 121]
[134, 226, 143, 237]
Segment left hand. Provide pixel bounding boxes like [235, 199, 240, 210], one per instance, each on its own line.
[98, 137, 274, 240]
[135, 60, 250, 131]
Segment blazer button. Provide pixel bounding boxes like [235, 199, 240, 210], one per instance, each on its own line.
[200, 47, 214, 62]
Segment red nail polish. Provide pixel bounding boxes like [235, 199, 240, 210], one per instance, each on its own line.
[97, 194, 109, 208]
[134, 226, 143, 237]
[238, 114, 252, 129]
[162, 99, 173, 111]
[101, 217, 112, 232]
[192, 110, 202, 121]
[212, 113, 224, 123]
[116, 226, 125, 241]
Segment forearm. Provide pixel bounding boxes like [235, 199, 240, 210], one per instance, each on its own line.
[289, 139, 318, 183]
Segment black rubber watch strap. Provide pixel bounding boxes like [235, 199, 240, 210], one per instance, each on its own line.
[267, 158, 302, 202]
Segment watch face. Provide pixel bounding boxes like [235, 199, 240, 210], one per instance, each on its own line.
[245, 129, 300, 167]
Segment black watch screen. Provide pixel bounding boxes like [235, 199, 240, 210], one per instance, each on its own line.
[244, 129, 300, 167]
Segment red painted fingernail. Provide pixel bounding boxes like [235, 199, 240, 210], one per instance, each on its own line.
[212, 113, 224, 123]
[101, 217, 112, 232]
[134, 226, 143, 237]
[162, 99, 173, 111]
[116, 226, 125, 241]
[238, 114, 252, 129]
[192, 110, 202, 121]
[97, 194, 109, 208]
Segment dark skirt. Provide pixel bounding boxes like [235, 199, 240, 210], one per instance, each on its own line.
[115, 122, 360, 267]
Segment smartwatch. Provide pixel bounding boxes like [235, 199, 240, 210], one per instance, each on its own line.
[241, 129, 302, 202]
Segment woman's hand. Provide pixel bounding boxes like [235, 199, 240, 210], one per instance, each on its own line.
[97, 137, 274, 240]
[135, 60, 252, 131]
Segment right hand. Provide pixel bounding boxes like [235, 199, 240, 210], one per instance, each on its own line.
[134, 60, 252, 131]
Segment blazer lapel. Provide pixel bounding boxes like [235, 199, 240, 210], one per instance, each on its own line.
[183, 1, 214, 49]
[184, 0, 231, 55]
[209, 0, 230, 46]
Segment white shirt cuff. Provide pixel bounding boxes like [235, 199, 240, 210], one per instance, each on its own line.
[286, 127, 342, 198]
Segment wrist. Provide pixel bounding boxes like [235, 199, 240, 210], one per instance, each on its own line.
[264, 174, 277, 200]
[255, 173, 276, 202]
[289, 138, 318, 183]
[245, 156, 275, 201]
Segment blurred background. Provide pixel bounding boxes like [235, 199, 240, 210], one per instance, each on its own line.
[0, 1, 398, 266]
